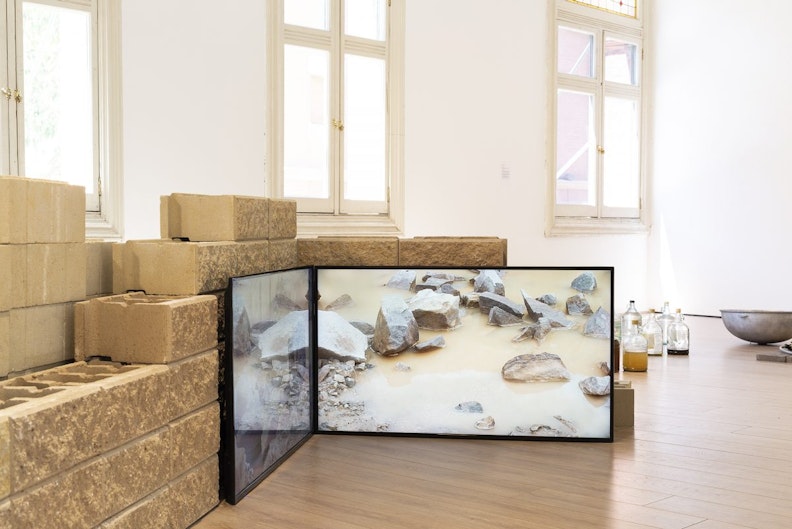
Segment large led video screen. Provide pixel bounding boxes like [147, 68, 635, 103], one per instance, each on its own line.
[315, 267, 613, 440]
[223, 266, 314, 504]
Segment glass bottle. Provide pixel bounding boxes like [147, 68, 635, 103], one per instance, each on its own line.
[643, 308, 663, 356]
[657, 301, 674, 347]
[621, 300, 647, 371]
[621, 300, 641, 337]
[622, 325, 649, 372]
[667, 309, 690, 355]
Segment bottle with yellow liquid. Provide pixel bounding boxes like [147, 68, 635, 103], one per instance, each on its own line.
[622, 328, 649, 372]
[621, 300, 648, 372]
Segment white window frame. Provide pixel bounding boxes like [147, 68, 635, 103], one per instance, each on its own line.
[268, 0, 404, 236]
[547, 0, 649, 236]
[1, 0, 123, 239]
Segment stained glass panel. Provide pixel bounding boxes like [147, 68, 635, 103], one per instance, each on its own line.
[567, 0, 637, 18]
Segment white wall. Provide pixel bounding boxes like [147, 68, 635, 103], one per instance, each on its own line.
[121, 0, 269, 240]
[402, 0, 648, 309]
[119, 1, 792, 316]
[648, 0, 792, 315]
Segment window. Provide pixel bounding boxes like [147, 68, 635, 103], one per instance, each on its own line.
[1, 0, 122, 238]
[271, 0, 404, 235]
[548, 0, 647, 235]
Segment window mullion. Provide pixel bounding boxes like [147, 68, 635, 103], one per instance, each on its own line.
[595, 29, 605, 219]
[1, 0, 17, 174]
[332, 0, 342, 214]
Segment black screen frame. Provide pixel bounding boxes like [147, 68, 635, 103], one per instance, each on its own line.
[223, 265, 614, 503]
[222, 266, 316, 504]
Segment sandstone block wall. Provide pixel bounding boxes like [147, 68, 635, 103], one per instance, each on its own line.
[296, 236, 508, 268]
[0, 176, 87, 378]
[0, 358, 219, 528]
[398, 237, 508, 267]
[110, 198, 301, 520]
[4, 187, 518, 527]
[115, 194, 300, 298]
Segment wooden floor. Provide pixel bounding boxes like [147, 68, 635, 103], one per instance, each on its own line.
[193, 316, 792, 529]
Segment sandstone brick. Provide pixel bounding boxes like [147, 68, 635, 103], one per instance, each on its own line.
[0, 355, 220, 528]
[269, 198, 297, 239]
[0, 177, 27, 244]
[99, 486, 172, 529]
[9, 302, 75, 373]
[24, 243, 87, 306]
[91, 364, 174, 452]
[298, 237, 399, 266]
[269, 238, 298, 271]
[161, 193, 271, 242]
[113, 239, 271, 295]
[614, 386, 634, 427]
[74, 293, 217, 363]
[6, 384, 103, 492]
[167, 350, 219, 420]
[0, 247, 12, 313]
[398, 237, 507, 267]
[211, 290, 226, 343]
[11, 455, 111, 528]
[103, 428, 171, 516]
[0, 243, 86, 310]
[113, 239, 197, 295]
[6, 363, 169, 492]
[0, 313, 8, 378]
[86, 240, 114, 297]
[0, 417, 9, 500]
[234, 239, 269, 278]
[168, 455, 219, 529]
[168, 402, 220, 479]
[25, 178, 85, 244]
[0, 245, 25, 313]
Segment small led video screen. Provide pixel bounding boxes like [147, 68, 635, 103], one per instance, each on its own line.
[314, 267, 613, 440]
[224, 266, 314, 504]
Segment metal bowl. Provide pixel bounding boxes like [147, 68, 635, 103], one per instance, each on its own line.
[720, 310, 792, 344]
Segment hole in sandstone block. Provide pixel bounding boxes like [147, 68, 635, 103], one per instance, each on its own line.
[31, 373, 115, 384]
[0, 386, 65, 400]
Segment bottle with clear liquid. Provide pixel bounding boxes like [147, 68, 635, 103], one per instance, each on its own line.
[621, 300, 642, 337]
[667, 309, 690, 355]
[643, 308, 663, 356]
[657, 301, 674, 346]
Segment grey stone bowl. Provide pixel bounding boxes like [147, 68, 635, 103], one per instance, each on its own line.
[720, 310, 792, 344]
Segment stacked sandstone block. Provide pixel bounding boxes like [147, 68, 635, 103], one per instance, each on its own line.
[0, 359, 218, 527]
[0, 176, 87, 377]
[112, 194, 298, 297]
[296, 236, 508, 267]
[110, 194, 299, 507]
[0, 293, 221, 527]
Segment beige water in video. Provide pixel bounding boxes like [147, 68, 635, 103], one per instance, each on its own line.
[316, 268, 613, 438]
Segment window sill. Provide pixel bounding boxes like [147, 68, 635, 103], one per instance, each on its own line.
[546, 217, 650, 237]
[297, 213, 403, 237]
[85, 211, 123, 240]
